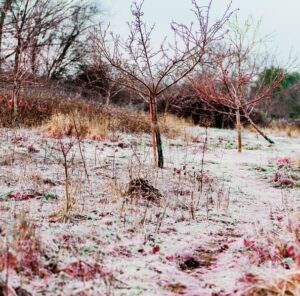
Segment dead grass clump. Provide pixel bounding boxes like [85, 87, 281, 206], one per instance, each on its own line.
[161, 113, 192, 138]
[290, 155, 300, 170]
[127, 178, 162, 203]
[195, 246, 219, 268]
[0, 155, 14, 166]
[286, 126, 292, 137]
[106, 107, 151, 134]
[241, 272, 300, 296]
[44, 103, 190, 139]
[266, 120, 300, 137]
[163, 283, 187, 294]
[44, 106, 157, 138]
[44, 112, 90, 139]
[246, 119, 300, 138]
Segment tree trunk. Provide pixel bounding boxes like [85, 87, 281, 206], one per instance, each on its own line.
[236, 108, 242, 152]
[12, 35, 21, 126]
[245, 114, 275, 144]
[155, 124, 164, 168]
[64, 163, 72, 214]
[149, 95, 164, 168]
[12, 84, 19, 127]
[0, 0, 13, 70]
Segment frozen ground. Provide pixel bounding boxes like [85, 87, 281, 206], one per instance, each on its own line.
[0, 126, 299, 295]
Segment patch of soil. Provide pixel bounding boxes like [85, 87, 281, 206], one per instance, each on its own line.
[127, 178, 161, 202]
[164, 283, 187, 294]
[179, 256, 201, 271]
[177, 240, 229, 272]
[216, 227, 243, 239]
[195, 247, 218, 268]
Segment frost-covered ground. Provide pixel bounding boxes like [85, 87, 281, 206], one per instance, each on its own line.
[0, 126, 300, 295]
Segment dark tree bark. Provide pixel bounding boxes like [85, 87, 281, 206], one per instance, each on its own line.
[236, 108, 242, 152]
[150, 94, 163, 168]
[0, 0, 12, 70]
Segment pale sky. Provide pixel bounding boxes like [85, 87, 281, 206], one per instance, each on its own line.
[101, 0, 300, 68]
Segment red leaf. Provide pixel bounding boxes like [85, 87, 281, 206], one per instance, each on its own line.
[243, 239, 254, 249]
[286, 245, 295, 257]
[277, 215, 283, 222]
[152, 245, 160, 254]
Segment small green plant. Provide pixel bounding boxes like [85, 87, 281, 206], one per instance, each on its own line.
[225, 141, 235, 149]
[43, 192, 58, 201]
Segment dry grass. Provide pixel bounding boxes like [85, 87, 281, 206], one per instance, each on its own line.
[245, 119, 300, 139]
[44, 112, 102, 139]
[291, 155, 300, 169]
[44, 107, 190, 139]
[44, 108, 151, 139]
[242, 271, 300, 296]
[161, 113, 193, 138]
[261, 120, 300, 137]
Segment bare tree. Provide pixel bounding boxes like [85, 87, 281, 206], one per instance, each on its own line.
[45, 2, 97, 79]
[0, 0, 96, 124]
[92, 0, 233, 168]
[0, 0, 12, 70]
[191, 17, 286, 152]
